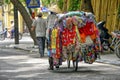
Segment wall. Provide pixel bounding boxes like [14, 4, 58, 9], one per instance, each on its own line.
[0, 6, 3, 31]
[3, 3, 23, 33]
[91, 0, 120, 32]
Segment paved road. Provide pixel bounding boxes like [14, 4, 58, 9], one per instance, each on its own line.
[0, 48, 120, 80]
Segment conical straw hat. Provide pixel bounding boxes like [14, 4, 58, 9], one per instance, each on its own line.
[49, 5, 62, 13]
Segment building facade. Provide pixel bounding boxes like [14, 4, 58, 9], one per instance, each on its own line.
[0, 3, 24, 34]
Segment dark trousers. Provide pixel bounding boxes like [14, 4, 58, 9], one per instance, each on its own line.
[46, 39, 53, 69]
[48, 57, 53, 70]
[36, 37, 45, 57]
[11, 29, 14, 39]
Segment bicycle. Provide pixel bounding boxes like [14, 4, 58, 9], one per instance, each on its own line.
[0, 30, 22, 41]
[111, 31, 120, 58]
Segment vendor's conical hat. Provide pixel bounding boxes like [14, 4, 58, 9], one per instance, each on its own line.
[49, 5, 62, 13]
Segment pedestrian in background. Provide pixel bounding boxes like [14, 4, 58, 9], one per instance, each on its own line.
[31, 12, 46, 57]
[10, 21, 14, 39]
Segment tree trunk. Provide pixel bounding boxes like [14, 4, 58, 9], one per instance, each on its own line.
[14, 6, 19, 44]
[10, 0, 37, 45]
[62, 0, 68, 12]
[80, 0, 94, 13]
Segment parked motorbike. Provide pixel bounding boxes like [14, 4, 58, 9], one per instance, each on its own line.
[97, 21, 114, 52]
[111, 31, 120, 58]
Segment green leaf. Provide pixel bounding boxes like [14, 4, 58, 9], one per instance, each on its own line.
[5, 0, 10, 4]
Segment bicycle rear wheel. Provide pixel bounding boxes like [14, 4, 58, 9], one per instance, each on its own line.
[0, 34, 5, 41]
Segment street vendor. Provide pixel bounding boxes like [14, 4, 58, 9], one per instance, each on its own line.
[46, 11, 101, 71]
[46, 11, 58, 70]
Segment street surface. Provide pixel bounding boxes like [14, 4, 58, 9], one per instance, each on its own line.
[0, 35, 120, 80]
[0, 48, 120, 80]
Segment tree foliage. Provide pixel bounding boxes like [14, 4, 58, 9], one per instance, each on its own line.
[68, 0, 81, 11]
[5, 0, 25, 4]
[5, 0, 10, 4]
[41, 0, 50, 7]
[42, 0, 81, 12]
[57, 0, 63, 10]
[41, 0, 57, 7]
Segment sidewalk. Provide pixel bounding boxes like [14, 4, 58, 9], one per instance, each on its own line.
[6, 43, 120, 66]
[96, 53, 120, 66]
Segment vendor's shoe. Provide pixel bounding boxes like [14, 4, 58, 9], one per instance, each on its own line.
[55, 65, 59, 69]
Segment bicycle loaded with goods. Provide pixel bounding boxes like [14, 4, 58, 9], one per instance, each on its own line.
[46, 11, 101, 71]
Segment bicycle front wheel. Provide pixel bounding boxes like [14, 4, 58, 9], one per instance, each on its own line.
[115, 46, 120, 58]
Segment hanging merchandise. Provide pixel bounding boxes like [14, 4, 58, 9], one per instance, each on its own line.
[47, 11, 101, 71]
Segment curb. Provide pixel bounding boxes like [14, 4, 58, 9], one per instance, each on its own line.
[13, 46, 39, 53]
[14, 46, 33, 52]
[5, 44, 39, 53]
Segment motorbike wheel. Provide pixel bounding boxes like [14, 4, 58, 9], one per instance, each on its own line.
[115, 47, 120, 58]
[102, 43, 109, 51]
[0, 34, 5, 41]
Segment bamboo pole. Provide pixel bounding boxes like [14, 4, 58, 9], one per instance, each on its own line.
[91, 0, 120, 31]
[91, 0, 96, 13]
[94, 0, 101, 22]
[118, 0, 120, 30]
[106, 0, 112, 32]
